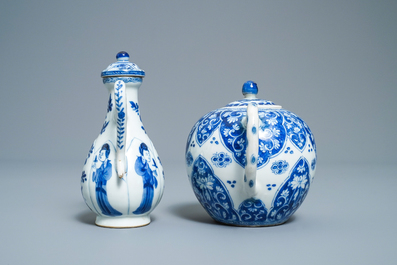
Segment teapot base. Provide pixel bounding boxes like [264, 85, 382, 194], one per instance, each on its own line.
[214, 217, 290, 227]
[95, 215, 151, 228]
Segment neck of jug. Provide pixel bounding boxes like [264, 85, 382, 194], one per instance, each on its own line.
[104, 77, 142, 109]
[104, 77, 142, 120]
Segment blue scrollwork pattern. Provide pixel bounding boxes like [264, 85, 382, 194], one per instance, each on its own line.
[191, 108, 315, 171]
[279, 110, 308, 152]
[267, 157, 310, 223]
[186, 151, 193, 167]
[238, 198, 268, 223]
[103, 77, 142, 84]
[194, 109, 286, 168]
[191, 156, 240, 224]
[219, 110, 248, 166]
[196, 110, 223, 146]
[256, 111, 286, 166]
[191, 155, 311, 226]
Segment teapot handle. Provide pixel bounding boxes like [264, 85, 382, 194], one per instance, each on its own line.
[114, 80, 127, 178]
[245, 102, 259, 198]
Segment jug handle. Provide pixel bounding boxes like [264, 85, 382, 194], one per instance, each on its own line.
[245, 102, 259, 198]
[114, 80, 127, 178]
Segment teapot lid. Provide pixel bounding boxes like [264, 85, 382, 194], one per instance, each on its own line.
[101, 51, 145, 78]
[225, 81, 281, 108]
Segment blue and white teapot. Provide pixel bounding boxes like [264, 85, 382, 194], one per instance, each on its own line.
[185, 81, 317, 226]
[81, 51, 164, 228]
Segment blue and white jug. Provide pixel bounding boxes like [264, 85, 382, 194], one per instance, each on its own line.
[185, 81, 317, 226]
[81, 51, 164, 228]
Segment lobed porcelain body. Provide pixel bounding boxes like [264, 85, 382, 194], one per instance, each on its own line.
[81, 52, 164, 228]
[185, 82, 317, 226]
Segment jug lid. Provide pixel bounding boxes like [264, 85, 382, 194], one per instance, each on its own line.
[101, 51, 145, 78]
[225, 81, 281, 108]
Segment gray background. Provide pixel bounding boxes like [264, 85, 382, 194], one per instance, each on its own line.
[0, 1, 396, 264]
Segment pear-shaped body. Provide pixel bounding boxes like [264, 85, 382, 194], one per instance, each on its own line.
[81, 52, 164, 228]
[185, 81, 316, 226]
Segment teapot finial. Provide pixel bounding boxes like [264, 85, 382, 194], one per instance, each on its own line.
[242, 81, 258, 99]
[116, 51, 129, 61]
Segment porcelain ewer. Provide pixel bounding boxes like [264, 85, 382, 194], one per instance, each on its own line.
[185, 81, 317, 226]
[81, 51, 164, 228]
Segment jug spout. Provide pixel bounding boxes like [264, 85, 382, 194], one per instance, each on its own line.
[114, 80, 126, 178]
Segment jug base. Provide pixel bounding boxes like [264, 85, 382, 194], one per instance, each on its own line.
[95, 215, 150, 228]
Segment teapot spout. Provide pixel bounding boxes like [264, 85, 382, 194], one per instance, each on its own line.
[244, 102, 259, 198]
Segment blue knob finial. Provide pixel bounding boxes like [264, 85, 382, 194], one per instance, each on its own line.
[242, 81, 258, 95]
[116, 51, 129, 60]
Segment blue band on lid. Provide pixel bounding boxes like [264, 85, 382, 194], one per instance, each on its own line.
[101, 51, 145, 78]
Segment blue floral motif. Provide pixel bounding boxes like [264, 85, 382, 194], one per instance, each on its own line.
[81, 171, 87, 183]
[186, 151, 193, 167]
[238, 198, 268, 223]
[192, 109, 287, 168]
[219, 110, 247, 166]
[211, 152, 232, 168]
[191, 155, 270, 225]
[190, 108, 315, 170]
[219, 110, 286, 168]
[267, 157, 310, 224]
[195, 110, 223, 146]
[190, 155, 311, 226]
[279, 110, 308, 152]
[256, 111, 286, 166]
[114, 81, 125, 150]
[129, 100, 146, 133]
[100, 120, 109, 134]
[271, 160, 289, 175]
[129, 101, 139, 114]
[191, 156, 240, 224]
